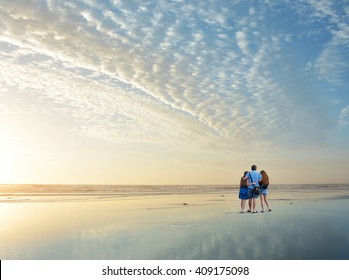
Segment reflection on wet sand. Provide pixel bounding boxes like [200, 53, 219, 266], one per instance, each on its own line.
[0, 185, 349, 259]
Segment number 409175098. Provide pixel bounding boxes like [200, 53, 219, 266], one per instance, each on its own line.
[194, 266, 249, 276]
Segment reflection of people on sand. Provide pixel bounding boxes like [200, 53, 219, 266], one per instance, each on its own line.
[260, 170, 272, 212]
[238, 171, 249, 213]
[243, 165, 262, 213]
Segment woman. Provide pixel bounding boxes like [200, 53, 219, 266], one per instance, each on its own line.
[238, 171, 249, 213]
[259, 170, 272, 212]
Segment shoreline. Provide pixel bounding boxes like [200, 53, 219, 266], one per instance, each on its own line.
[0, 184, 348, 203]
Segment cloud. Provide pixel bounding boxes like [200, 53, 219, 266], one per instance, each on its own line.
[236, 31, 250, 56]
[0, 0, 348, 154]
[339, 105, 349, 125]
[291, 0, 349, 86]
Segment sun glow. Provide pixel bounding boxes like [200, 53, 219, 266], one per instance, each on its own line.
[0, 123, 22, 183]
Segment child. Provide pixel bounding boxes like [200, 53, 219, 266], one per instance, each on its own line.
[238, 171, 249, 213]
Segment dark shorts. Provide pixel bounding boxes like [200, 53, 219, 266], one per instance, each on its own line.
[248, 188, 260, 199]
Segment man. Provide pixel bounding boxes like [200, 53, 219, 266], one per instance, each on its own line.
[244, 165, 262, 213]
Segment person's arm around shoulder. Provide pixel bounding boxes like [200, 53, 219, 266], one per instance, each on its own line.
[243, 172, 251, 186]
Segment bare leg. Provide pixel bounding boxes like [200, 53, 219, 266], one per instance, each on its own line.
[248, 198, 252, 212]
[252, 198, 256, 212]
[240, 199, 246, 212]
[264, 195, 271, 210]
[260, 195, 265, 212]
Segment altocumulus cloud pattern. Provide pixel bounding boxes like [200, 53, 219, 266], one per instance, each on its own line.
[1, 0, 349, 152]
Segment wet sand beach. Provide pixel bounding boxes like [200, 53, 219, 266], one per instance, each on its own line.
[0, 184, 348, 259]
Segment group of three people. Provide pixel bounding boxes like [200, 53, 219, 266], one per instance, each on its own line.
[238, 165, 272, 213]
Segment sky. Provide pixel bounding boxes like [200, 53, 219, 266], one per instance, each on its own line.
[0, 0, 349, 185]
